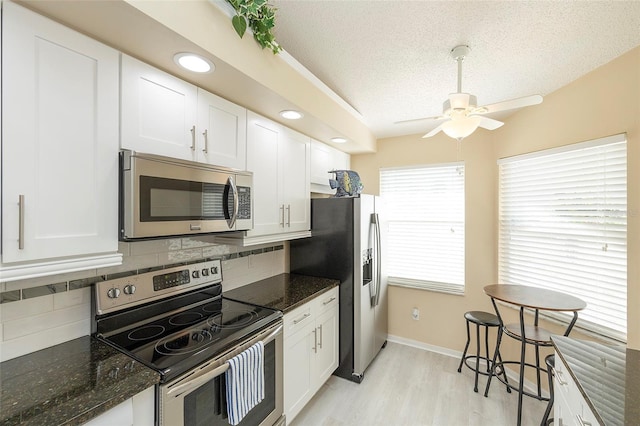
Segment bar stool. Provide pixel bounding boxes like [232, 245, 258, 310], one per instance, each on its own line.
[540, 354, 555, 425]
[457, 311, 510, 393]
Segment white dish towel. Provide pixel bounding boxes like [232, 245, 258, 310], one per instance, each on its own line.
[225, 341, 265, 425]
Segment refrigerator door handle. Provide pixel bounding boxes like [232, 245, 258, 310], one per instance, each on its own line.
[373, 213, 382, 306]
[368, 214, 377, 307]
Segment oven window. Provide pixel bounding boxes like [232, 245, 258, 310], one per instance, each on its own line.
[183, 340, 276, 426]
[140, 176, 233, 221]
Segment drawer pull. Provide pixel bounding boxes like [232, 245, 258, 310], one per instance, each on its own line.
[553, 368, 568, 385]
[293, 313, 310, 324]
[190, 125, 196, 151]
[323, 297, 336, 305]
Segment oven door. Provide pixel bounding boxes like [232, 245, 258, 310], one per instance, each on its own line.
[121, 151, 253, 240]
[160, 322, 284, 426]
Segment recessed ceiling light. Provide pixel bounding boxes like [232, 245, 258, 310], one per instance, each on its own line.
[331, 137, 348, 144]
[173, 53, 214, 73]
[279, 110, 304, 120]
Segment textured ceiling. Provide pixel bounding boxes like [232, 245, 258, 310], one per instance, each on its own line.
[270, 0, 640, 139]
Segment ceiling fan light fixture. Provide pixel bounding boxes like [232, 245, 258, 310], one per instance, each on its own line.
[442, 115, 482, 140]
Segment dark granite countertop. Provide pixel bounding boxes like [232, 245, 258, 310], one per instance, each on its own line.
[0, 336, 159, 426]
[224, 273, 339, 313]
[552, 336, 640, 425]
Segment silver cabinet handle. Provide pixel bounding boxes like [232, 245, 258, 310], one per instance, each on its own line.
[293, 313, 310, 324]
[202, 129, 208, 153]
[190, 125, 196, 150]
[279, 205, 285, 227]
[312, 328, 317, 353]
[18, 195, 25, 249]
[323, 297, 336, 305]
[576, 415, 592, 426]
[318, 324, 323, 349]
[286, 204, 291, 227]
[554, 368, 568, 385]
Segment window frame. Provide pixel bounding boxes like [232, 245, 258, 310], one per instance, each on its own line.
[380, 162, 466, 295]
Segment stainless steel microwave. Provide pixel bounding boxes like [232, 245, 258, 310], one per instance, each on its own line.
[120, 151, 252, 240]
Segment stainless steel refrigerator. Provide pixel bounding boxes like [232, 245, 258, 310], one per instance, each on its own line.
[290, 194, 387, 383]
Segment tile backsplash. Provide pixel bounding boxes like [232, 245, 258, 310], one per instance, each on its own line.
[0, 236, 287, 362]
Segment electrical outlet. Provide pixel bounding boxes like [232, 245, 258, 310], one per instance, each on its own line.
[412, 308, 420, 320]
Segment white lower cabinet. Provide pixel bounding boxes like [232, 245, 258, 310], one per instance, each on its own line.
[553, 351, 599, 426]
[82, 386, 154, 426]
[284, 287, 339, 422]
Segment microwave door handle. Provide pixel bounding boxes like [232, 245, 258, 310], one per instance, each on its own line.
[227, 176, 239, 228]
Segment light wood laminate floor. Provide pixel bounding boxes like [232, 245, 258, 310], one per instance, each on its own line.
[290, 342, 547, 426]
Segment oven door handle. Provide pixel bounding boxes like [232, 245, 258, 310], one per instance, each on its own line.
[166, 323, 282, 398]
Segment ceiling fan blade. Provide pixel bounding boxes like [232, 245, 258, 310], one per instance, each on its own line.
[394, 114, 445, 125]
[422, 124, 444, 138]
[477, 116, 504, 130]
[478, 94, 543, 114]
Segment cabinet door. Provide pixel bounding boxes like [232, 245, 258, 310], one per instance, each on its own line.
[310, 139, 350, 194]
[2, 2, 119, 263]
[197, 89, 247, 169]
[310, 139, 333, 185]
[82, 398, 133, 426]
[121, 54, 197, 160]
[313, 305, 339, 391]
[280, 128, 310, 232]
[246, 113, 282, 236]
[284, 322, 316, 422]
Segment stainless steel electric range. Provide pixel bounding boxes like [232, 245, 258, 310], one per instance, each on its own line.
[92, 259, 284, 426]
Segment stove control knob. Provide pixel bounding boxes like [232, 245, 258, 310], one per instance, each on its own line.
[123, 284, 136, 295]
[192, 270, 200, 279]
[211, 266, 218, 275]
[192, 332, 205, 343]
[107, 287, 121, 299]
[201, 268, 210, 277]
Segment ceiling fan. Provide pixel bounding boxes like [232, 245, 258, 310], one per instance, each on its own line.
[400, 45, 543, 141]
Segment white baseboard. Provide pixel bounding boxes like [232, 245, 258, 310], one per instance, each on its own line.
[387, 334, 550, 398]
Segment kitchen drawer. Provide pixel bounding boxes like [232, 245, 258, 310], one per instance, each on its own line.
[315, 287, 338, 315]
[284, 304, 313, 337]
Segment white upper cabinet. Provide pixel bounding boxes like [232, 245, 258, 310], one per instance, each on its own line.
[197, 90, 247, 170]
[1, 1, 122, 280]
[239, 111, 310, 245]
[121, 54, 198, 160]
[121, 55, 247, 170]
[310, 139, 350, 194]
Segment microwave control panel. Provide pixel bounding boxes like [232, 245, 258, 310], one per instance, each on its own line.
[237, 186, 251, 219]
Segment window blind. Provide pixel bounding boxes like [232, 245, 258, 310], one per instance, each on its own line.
[498, 134, 627, 341]
[380, 163, 465, 294]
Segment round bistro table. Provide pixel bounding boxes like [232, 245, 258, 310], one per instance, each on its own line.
[483, 284, 587, 426]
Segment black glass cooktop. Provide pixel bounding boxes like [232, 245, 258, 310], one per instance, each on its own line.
[95, 287, 281, 381]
